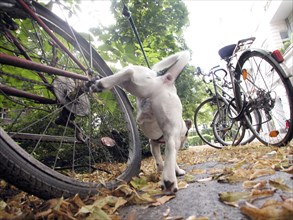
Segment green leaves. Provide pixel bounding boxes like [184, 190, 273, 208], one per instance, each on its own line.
[93, 0, 188, 66]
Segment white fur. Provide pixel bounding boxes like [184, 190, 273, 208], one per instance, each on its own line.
[91, 51, 190, 193]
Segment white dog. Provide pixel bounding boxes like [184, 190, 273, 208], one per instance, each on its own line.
[91, 51, 191, 193]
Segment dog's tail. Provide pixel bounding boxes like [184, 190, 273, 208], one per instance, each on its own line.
[152, 51, 190, 81]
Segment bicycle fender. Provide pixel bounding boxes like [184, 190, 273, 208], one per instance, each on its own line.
[238, 48, 289, 79]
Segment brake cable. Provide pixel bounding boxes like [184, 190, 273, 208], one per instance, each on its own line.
[122, 1, 150, 68]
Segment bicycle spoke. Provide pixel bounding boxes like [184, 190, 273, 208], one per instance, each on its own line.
[0, 1, 140, 199]
[238, 50, 293, 146]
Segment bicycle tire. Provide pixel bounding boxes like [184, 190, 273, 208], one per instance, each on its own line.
[194, 97, 246, 149]
[214, 92, 262, 146]
[236, 49, 293, 146]
[0, 1, 141, 199]
[213, 101, 261, 146]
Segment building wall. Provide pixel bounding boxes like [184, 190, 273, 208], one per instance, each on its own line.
[252, 1, 292, 48]
[251, 0, 293, 83]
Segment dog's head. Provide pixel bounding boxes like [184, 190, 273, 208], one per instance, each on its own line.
[180, 119, 192, 148]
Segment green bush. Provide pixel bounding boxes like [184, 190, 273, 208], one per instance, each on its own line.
[188, 135, 203, 146]
[188, 134, 213, 146]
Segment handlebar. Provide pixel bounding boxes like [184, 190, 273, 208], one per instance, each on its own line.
[197, 65, 232, 89]
[197, 65, 226, 80]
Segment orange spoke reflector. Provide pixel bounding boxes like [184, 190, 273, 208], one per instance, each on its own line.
[269, 130, 279, 137]
[242, 69, 248, 80]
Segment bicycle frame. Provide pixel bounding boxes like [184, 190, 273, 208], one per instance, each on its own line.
[212, 73, 242, 141]
[0, 0, 90, 103]
[203, 67, 234, 110]
[222, 38, 257, 117]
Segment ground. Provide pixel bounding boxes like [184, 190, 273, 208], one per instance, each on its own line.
[0, 144, 293, 220]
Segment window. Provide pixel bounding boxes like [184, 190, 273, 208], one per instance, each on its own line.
[280, 31, 289, 42]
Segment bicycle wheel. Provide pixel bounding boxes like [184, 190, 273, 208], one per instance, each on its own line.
[213, 99, 261, 146]
[236, 49, 293, 146]
[0, 1, 141, 199]
[194, 97, 246, 149]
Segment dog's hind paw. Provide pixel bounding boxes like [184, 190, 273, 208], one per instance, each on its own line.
[90, 80, 104, 93]
[176, 168, 186, 177]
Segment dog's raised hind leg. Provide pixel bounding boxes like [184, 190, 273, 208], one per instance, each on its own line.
[90, 67, 135, 92]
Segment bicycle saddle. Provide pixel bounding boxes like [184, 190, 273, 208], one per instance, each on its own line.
[218, 44, 236, 59]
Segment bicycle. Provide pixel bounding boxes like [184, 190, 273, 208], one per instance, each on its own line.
[194, 65, 261, 149]
[0, 0, 141, 199]
[194, 37, 293, 148]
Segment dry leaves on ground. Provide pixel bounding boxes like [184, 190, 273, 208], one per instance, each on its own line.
[0, 144, 292, 220]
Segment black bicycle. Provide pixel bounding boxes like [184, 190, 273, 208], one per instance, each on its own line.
[194, 37, 293, 148]
[0, 0, 141, 199]
[194, 65, 260, 148]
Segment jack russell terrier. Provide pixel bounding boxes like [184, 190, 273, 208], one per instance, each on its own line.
[90, 51, 191, 193]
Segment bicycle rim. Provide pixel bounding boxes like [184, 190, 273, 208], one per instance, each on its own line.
[0, 1, 141, 199]
[237, 49, 293, 146]
[194, 97, 245, 149]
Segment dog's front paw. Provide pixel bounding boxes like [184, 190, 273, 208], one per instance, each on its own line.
[160, 179, 178, 194]
[90, 80, 104, 93]
[160, 172, 178, 193]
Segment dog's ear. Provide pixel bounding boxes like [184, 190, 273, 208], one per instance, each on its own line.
[184, 119, 192, 130]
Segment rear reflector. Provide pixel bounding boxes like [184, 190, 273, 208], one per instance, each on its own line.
[272, 50, 284, 63]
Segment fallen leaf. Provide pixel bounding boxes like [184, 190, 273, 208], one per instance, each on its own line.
[233, 158, 247, 169]
[164, 216, 184, 220]
[115, 184, 134, 196]
[219, 191, 250, 207]
[86, 207, 111, 220]
[128, 191, 155, 204]
[77, 195, 120, 219]
[189, 169, 206, 175]
[130, 176, 148, 190]
[282, 198, 293, 212]
[217, 168, 251, 183]
[0, 200, 7, 211]
[112, 197, 127, 213]
[70, 194, 85, 208]
[178, 180, 188, 189]
[242, 180, 267, 189]
[240, 200, 293, 220]
[151, 195, 175, 207]
[269, 179, 293, 192]
[249, 189, 275, 202]
[249, 169, 275, 180]
[186, 216, 209, 220]
[219, 189, 275, 207]
[196, 177, 213, 182]
[282, 166, 293, 174]
[207, 168, 223, 174]
[184, 174, 196, 183]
